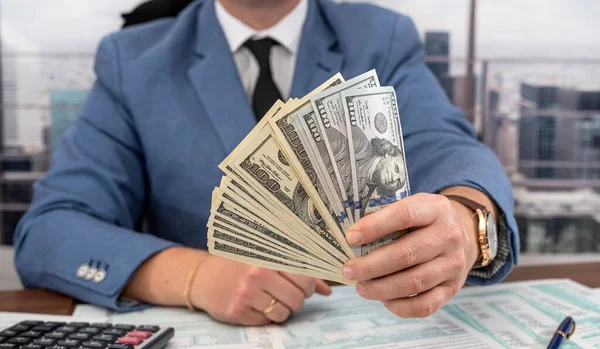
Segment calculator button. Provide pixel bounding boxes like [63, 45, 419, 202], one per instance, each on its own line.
[0, 331, 17, 337]
[0, 343, 16, 349]
[126, 331, 151, 339]
[82, 341, 107, 349]
[9, 324, 30, 332]
[117, 337, 142, 346]
[32, 325, 52, 331]
[20, 331, 42, 338]
[45, 332, 67, 339]
[112, 325, 135, 332]
[101, 330, 125, 337]
[57, 339, 80, 347]
[48, 346, 69, 349]
[22, 345, 42, 349]
[7, 337, 30, 345]
[7, 338, 28, 346]
[68, 333, 90, 341]
[20, 321, 43, 327]
[134, 326, 159, 333]
[80, 328, 100, 335]
[33, 338, 56, 346]
[56, 326, 76, 334]
[41, 322, 65, 328]
[107, 344, 132, 349]
[32, 322, 62, 332]
[66, 323, 89, 328]
[90, 324, 111, 329]
[92, 335, 115, 342]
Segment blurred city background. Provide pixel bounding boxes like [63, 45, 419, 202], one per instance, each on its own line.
[1, 0, 599, 255]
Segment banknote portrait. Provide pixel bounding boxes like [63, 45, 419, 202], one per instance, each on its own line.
[325, 126, 407, 217]
[292, 184, 324, 226]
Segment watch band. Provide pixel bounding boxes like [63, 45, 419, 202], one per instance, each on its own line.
[444, 195, 488, 214]
[444, 194, 492, 267]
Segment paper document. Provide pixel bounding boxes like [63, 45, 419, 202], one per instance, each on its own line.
[69, 279, 600, 349]
[450, 279, 600, 348]
[265, 286, 500, 349]
[85, 288, 499, 349]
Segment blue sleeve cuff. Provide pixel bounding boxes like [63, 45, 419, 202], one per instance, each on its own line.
[15, 209, 178, 312]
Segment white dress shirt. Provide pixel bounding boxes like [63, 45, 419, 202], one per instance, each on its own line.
[215, 0, 308, 100]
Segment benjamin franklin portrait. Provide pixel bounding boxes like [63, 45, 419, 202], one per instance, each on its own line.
[291, 125, 407, 225]
[326, 126, 407, 217]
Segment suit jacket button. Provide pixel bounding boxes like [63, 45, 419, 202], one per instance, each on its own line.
[76, 264, 89, 278]
[85, 266, 98, 280]
[93, 269, 106, 283]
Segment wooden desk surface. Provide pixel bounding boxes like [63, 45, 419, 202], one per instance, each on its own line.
[0, 289, 76, 315]
[1, 261, 599, 316]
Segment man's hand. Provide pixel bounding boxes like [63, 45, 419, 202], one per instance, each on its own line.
[193, 256, 332, 326]
[341, 192, 482, 318]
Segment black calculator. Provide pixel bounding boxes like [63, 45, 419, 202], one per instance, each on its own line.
[0, 321, 174, 349]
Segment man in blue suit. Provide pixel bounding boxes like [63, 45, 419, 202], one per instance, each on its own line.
[14, 0, 518, 325]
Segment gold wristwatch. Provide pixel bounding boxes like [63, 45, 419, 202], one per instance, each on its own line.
[445, 195, 498, 267]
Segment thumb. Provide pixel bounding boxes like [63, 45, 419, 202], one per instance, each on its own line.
[316, 279, 333, 296]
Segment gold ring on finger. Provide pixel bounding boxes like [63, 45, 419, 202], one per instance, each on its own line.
[263, 298, 278, 314]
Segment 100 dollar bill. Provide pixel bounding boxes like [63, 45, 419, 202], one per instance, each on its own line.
[309, 70, 380, 223]
[341, 86, 411, 256]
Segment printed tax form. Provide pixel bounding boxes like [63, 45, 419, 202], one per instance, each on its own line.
[71, 279, 600, 349]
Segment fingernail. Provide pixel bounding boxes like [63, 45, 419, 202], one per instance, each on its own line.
[342, 266, 355, 280]
[346, 231, 363, 245]
[356, 283, 366, 297]
[381, 300, 389, 307]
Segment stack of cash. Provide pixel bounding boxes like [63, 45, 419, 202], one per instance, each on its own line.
[207, 70, 411, 285]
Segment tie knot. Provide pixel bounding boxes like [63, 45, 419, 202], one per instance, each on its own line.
[244, 37, 279, 68]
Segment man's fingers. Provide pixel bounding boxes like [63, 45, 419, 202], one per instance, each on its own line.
[382, 282, 459, 318]
[235, 309, 273, 326]
[260, 297, 291, 324]
[345, 194, 444, 245]
[355, 256, 461, 300]
[280, 273, 332, 297]
[226, 288, 273, 326]
[315, 279, 333, 296]
[343, 226, 446, 281]
[280, 272, 317, 297]
[260, 272, 306, 312]
[242, 276, 293, 324]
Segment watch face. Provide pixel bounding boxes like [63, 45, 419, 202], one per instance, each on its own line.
[486, 212, 498, 260]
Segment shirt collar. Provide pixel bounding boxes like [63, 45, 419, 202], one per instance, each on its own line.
[215, 0, 308, 54]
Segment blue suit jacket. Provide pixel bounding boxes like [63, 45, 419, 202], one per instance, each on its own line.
[14, 0, 519, 311]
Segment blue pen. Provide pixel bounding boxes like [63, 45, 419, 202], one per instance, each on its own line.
[547, 316, 576, 349]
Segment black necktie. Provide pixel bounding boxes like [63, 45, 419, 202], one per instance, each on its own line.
[244, 38, 283, 121]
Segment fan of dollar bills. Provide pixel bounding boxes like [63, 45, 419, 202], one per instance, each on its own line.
[207, 70, 411, 285]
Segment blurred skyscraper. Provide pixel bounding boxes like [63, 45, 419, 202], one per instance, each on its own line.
[424, 31, 454, 101]
[515, 83, 600, 254]
[425, 32, 449, 77]
[424, 31, 478, 116]
[519, 83, 600, 180]
[2, 49, 17, 147]
[1, 25, 42, 149]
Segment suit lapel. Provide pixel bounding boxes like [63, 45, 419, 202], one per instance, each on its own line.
[187, 0, 256, 154]
[291, 0, 344, 98]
